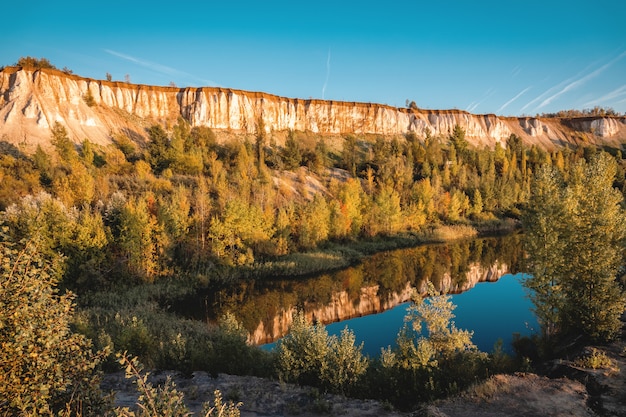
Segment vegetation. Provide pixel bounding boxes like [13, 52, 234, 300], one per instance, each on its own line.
[14, 56, 57, 69]
[523, 153, 626, 343]
[573, 348, 618, 371]
[276, 312, 367, 394]
[0, 235, 108, 416]
[1, 97, 625, 412]
[538, 106, 622, 118]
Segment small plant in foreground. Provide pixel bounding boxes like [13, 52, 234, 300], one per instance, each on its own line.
[202, 390, 242, 417]
[574, 348, 618, 371]
[115, 353, 242, 417]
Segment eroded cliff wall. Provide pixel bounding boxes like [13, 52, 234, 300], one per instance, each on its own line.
[2, 66, 626, 151]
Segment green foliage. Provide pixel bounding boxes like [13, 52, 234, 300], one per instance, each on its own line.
[276, 312, 367, 394]
[366, 281, 487, 408]
[15, 56, 57, 69]
[283, 130, 303, 170]
[115, 354, 242, 417]
[396, 281, 477, 369]
[114, 354, 190, 417]
[574, 348, 618, 371]
[51, 122, 78, 163]
[523, 153, 626, 343]
[0, 235, 108, 416]
[202, 390, 242, 417]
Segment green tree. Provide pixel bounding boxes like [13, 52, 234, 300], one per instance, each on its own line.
[561, 154, 626, 341]
[341, 135, 359, 177]
[522, 166, 568, 338]
[0, 235, 107, 416]
[276, 312, 367, 393]
[282, 130, 302, 170]
[523, 153, 626, 342]
[51, 122, 77, 164]
[145, 125, 172, 174]
[118, 196, 160, 281]
[394, 281, 476, 370]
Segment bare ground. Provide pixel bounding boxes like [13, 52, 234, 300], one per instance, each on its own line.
[103, 319, 626, 417]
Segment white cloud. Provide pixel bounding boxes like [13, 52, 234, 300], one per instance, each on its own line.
[104, 49, 219, 86]
[583, 84, 626, 107]
[322, 49, 331, 100]
[537, 51, 626, 110]
[497, 87, 531, 114]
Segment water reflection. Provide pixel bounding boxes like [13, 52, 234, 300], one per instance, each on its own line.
[185, 235, 523, 345]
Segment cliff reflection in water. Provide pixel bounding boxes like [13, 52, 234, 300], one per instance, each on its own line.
[197, 235, 523, 345]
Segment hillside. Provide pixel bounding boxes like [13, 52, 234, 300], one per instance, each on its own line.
[2, 66, 626, 151]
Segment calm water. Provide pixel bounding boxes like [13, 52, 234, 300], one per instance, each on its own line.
[321, 273, 537, 356]
[178, 235, 538, 355]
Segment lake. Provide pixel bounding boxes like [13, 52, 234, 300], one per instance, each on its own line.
[320, 272, 537, 356]
[184, 234, 537, 355]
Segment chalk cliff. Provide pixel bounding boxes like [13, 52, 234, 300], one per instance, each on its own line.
[2, 66, 626, 151]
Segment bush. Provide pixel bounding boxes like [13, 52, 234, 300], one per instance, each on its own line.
[363, 281, 489, 408]
[0, 233, 108, 416]
[276, 312, 368, 394]
[574, 348, 619, 371]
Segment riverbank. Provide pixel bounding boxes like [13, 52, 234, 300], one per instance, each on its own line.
[236, 219, 518, 281]
[102, 313, 625, 417]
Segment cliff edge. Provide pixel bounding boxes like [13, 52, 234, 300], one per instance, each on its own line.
[1, 66, 626, 151]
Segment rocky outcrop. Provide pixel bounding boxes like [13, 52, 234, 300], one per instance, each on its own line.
[1, 66, 626, 151]
[249, 262, 508, 345]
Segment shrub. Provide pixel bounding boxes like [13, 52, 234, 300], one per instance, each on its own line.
[83, 90, 96, 107]
[0, 233, 108, 416]
[276, 312, 368, 393]
[115, 353, 242, 417]
[574, 348, 619, 371]
[15, 56, 57, 69]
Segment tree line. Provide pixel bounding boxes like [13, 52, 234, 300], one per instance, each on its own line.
[1, 117, 626, 414]
[5, 118, 622, 291]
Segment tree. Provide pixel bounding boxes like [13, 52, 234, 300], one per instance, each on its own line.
[276, 312, 367, 393]
[15, 56, 56, 69]
[145, 124, 172, 174]
[0, 234, 107, 416]
[394, 281, 476, 370]
[282, 130, 302, 170]
[561, 154, 626, 341]
[522, 166, 568, 339]
[118, 196, 160, 281]
[51, 122, 77, 163]
[523, 153, 626, 342]
[341, 135, 359, 177]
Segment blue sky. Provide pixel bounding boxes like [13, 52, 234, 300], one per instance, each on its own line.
[3, 0, 625, 116]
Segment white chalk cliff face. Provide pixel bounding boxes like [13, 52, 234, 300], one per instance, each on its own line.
[1, 66, 626, 150]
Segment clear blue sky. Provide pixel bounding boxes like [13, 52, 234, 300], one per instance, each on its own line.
[3, 0, 626, 116]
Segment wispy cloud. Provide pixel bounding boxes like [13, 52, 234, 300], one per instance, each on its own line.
[322, 49, 331, 99]
[104, 49, 219, 86]
[466, 88, 495, 113]
[497, 87, 531, 114]
[533, 51, 626, 111]
[583, 84, 626, 107]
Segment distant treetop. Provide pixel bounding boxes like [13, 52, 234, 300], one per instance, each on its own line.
[14, 56, 57, 70]
[538, 106, 622, 118]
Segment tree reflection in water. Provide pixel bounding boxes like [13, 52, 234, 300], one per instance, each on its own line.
[181, 234, 523, 345]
